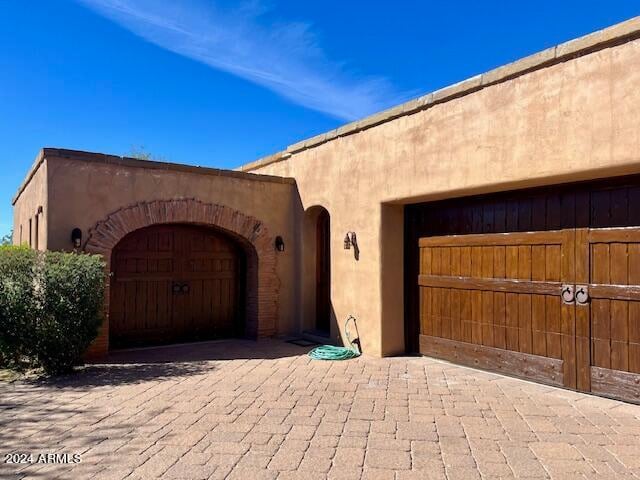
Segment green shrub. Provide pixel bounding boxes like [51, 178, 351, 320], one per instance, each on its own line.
[0, 246, 105, 374]
[0, 245, 39, 368]
[36, 251, 106, 373]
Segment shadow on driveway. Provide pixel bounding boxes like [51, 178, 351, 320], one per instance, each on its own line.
[27, 338, 312, 388]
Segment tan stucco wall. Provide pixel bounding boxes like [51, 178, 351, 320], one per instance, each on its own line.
[43, 154, 300, 336]
[12, 18, 640, 358]
[243, 37, 640, 356]
[12, 156, 47, 250]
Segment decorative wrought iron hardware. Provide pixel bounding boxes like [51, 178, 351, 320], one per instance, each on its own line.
[575, 285, 589, 306]
[561, 284, 575, 305]
[172, 282, 190, 295]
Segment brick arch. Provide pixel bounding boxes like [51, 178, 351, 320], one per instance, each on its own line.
[84, 198, 278, 356]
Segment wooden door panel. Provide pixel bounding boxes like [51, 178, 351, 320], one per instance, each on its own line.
[110, 225, 241, 347]
[580, 227, 640, 401]
[420, 335, 564, 387]
[574, 228, 590, 391]
[418, 230, 573, 387]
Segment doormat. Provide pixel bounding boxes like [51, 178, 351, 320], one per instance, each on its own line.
[286, 338, 320, 347]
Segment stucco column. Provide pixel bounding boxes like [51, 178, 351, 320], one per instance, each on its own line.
[380, 203, 405, 356]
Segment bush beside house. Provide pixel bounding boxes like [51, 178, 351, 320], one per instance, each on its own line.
[0, 245, 105, 374]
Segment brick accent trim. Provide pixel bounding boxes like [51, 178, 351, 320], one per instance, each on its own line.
[83, 198, 279, 357]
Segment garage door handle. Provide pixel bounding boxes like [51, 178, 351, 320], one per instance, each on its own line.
[576, 285, 589, 306]
[172, 283, 190, 294]
[561, 285, 574, 304]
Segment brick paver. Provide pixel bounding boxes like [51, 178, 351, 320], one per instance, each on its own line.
[2, 339, 640, 479]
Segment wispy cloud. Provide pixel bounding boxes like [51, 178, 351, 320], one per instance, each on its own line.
[78, 0, 408, 120]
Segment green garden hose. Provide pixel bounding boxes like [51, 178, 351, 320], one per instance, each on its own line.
[308, 316, 361, 360]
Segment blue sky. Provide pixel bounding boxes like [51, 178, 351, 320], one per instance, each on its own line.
[1, 1, 638, 237]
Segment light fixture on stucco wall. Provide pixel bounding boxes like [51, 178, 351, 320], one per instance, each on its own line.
[343, 232, 357, 250]
[71, 228, 82, 249]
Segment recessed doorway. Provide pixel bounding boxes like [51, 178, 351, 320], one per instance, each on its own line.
[315, 208, 331, 334]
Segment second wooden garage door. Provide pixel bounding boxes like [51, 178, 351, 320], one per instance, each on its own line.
[408, 175, 640, 402]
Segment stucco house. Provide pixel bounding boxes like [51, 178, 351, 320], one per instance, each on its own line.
[12, 17, 640, 403]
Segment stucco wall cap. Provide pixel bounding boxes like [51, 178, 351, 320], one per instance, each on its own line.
[481, 47, 556, 85]
[357, 106, 402, 131]
[239, 15, 640, 172]
[322, 129, 339, 143]
[402, 94, 433, 114]
[432, 75, 483, 102]
[556, 16, 640, 58]
[287, 140, 307, 154]
[335, 122, 359, 138]
[14, 147, 296, 204]
[304, 132, 328, 148]
[239, 151, 288, 172]
[12, 149, 46, 205]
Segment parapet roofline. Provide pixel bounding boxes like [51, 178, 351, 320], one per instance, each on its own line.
[12, 148, 295, 205]
[238, 15, 640, 172]
[13, 15, 640, 202]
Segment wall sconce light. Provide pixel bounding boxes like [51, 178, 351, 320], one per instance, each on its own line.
[344, 231, 357, 250]
[275, 236, 285, 252]
[71, 228, 82, 249]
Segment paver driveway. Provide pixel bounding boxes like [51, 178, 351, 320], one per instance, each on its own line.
[2, 339, 640, 480]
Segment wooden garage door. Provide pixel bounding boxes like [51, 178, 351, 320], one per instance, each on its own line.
[110, 224, 242, 348]
[419, 230, 574, 388]
[408, 175, 640, 402]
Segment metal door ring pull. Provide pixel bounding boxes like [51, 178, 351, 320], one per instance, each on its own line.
[561, 284, 575, 304]
[576, 285, 589, 305]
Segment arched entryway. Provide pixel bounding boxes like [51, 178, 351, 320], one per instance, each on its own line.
[302, 206, 332, 337]
[109, 224, 246, 348]
[315, 209, 331, 334]
[83, 198, 279, 357]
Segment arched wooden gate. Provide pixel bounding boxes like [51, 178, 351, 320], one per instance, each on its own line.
[109, 224, 243, 348]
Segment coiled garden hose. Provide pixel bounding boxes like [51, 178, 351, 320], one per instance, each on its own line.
[308, 315, 361, 360]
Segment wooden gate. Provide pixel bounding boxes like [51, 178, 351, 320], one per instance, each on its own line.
[419, 230, 574, 388]
[110, 224, 242, 348]
[580, 228, 640, 401]
[410, 175, 640, 402]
